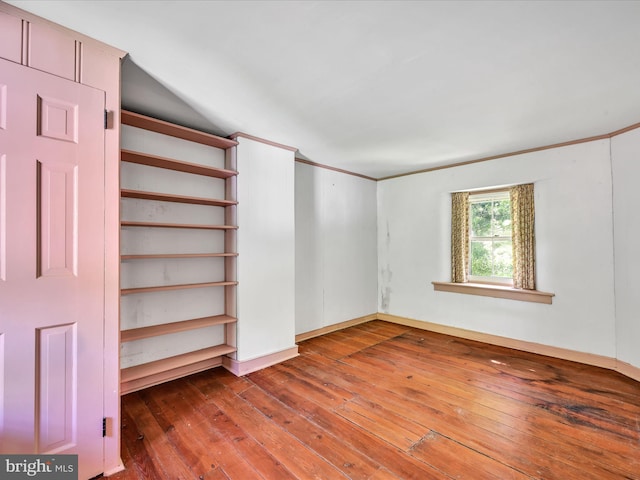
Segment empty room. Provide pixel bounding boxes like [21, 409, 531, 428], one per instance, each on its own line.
[1, 1, 639, 478]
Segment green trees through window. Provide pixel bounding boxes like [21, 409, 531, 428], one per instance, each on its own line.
[469, 192, 513, 280]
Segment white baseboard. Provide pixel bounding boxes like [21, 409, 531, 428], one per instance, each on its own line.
[223, 346, 299, 376]
[295, 313, 378, 342]
[616, 359, 640, 383]
[103, 461, 125, 477]
[377, 313, 640, 382]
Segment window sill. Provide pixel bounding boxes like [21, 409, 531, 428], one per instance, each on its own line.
[432, 281, 554, 304]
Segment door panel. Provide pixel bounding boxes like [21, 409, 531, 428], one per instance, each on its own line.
[0, 58, 105, 478]
[37, 95, 79, 142]
[36, 323, 76, 453]
[0, 152, 6, 281]
[0, 12, 22, 64]
[0, 83, 6, 129]
[28, 22, 78, 82]
[38, 160, 77, 277]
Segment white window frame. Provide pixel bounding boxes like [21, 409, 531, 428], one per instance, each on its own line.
[468, 190, 513, 285]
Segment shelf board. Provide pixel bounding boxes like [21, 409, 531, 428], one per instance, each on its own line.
[121, 253, 238, 260]
[122, 110, 238, 149]
[121, 221, 238, 230]
[121, 189, 237, 207]
[121, 314, 237, 343]
[121, 281, 237, 296]
[121, 149, 238, 178]
[120, 344, 237, 394]
[121, 344, 237, 382]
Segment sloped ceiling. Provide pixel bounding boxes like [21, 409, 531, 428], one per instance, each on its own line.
[7, 0, 640, 178]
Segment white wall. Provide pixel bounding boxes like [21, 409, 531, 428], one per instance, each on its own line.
[295, 163, 378, 334]
[611, 128, 640, 369]
[378, 140, 618, 358]
[236, 137, 296, 361]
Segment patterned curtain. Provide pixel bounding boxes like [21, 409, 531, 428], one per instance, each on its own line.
[451, 192, 469, 283]
[510, 184, 536, 290]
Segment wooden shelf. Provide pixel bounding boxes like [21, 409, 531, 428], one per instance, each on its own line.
[120, 344, 237, 395]
[121, 149, 237, 178]
[121, 281, 238, 296]
[121, 253, 238, 260]
[120, 110, 238, 395]
[122, 110, 237, 149]
[121, 221, 237, 230]
[121, 189, 237, 207]
[121, 314, 237, 343]
[121, 345, 238, 383]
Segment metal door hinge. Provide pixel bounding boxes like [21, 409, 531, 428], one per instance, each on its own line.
[102, 417, 107, 437]
[104, 110, 109, 129]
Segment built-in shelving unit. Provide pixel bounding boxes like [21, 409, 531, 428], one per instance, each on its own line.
[120, 110, 238, 395]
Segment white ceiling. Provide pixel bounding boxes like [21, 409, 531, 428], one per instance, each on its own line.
[7, 0, 640, 178]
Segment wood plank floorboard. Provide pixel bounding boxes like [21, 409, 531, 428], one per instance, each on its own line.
[109, 320, 640, 480]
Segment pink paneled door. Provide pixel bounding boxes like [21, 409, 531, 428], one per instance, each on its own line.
[0, 58, 105, 478]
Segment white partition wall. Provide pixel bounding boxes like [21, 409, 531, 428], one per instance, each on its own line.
[229, 136, 298, 374]
[611, 128, 640, 372]
[295, 162, 378, 335]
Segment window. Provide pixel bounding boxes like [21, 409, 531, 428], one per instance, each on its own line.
[435, 183, 554, 304]
[468, 190, 513, 284]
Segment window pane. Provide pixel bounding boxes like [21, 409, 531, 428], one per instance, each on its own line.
[469, 192, 514, 281]
[470, 201, 492, 237]
[492, 199, 512, 237]
[470, 240, 492, 277]
[493, 240, 513, 278]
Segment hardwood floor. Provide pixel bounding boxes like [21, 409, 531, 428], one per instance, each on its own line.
[110, 321, 640, 479]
